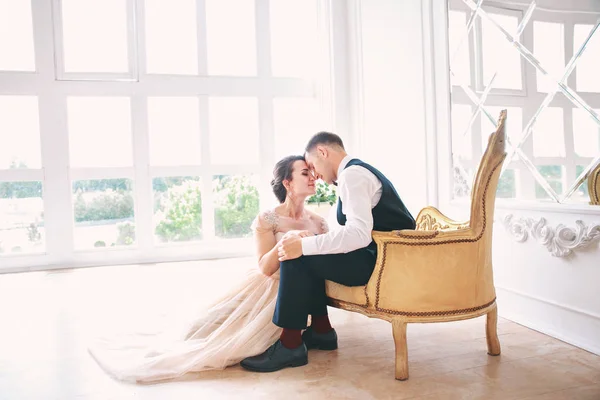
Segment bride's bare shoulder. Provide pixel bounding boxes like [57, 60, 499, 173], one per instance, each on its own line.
[304, 208, 320, 220]
[305, 209, 329, 233]
[258, 208, 278, 219]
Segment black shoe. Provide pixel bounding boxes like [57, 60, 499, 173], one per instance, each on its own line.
[302, 327, 338, 350]
[240, 340, 308, 373]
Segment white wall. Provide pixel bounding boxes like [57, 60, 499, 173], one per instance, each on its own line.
[493, 209, 600, 355]
[350, 0, 430, 216]
[443, 201, 600, 355]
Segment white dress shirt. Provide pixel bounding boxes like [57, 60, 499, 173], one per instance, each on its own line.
[302, 155, 382, 255]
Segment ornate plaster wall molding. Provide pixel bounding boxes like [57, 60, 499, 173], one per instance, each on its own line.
[502, 214, 600, 257]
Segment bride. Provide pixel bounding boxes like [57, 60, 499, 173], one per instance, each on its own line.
[89, 155, 329, 383]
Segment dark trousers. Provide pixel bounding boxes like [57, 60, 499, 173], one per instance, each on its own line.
[272, 243, 377, 329]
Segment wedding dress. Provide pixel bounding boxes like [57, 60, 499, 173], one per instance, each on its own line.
[88, 209, 327, 383]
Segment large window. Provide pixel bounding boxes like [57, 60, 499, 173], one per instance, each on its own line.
[0, 96, 44, 256]
[448, 1, 600, 205]
[0, 0, 334, 269]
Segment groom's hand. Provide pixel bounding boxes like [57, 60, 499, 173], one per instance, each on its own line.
[278, 234, 303, 261]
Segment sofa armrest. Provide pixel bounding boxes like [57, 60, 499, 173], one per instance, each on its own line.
[415, 206, 469, 231]
[373, 227, 474, 242]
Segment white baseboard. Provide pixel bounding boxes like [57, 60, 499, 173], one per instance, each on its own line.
[496, 286, 600, 356]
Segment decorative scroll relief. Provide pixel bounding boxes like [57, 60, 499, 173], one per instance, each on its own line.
[417, 214, 450, 231]
[502, 214, 600, 257]
[417, 214, 469, 232]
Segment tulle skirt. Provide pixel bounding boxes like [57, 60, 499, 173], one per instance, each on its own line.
[88, 269, 281, 383]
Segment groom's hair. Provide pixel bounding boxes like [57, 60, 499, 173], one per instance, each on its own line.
[305, 132, 345, 153]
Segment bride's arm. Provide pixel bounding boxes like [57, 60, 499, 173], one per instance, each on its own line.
[256, 235, 282, 277]
[254, 214, 282, 277]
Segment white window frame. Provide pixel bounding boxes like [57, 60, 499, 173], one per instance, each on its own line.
[52, 0, 139, 81]
[475, 4, 527, 97]
[0, 0, 351, 273]
[446, 0, 600, 210]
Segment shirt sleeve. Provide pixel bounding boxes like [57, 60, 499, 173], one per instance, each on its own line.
[301, 166, 378, 255]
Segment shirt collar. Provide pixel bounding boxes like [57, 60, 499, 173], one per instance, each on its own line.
[336, 155, 353, 181]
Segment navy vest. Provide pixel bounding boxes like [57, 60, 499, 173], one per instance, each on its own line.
[337, 159, 416, 233]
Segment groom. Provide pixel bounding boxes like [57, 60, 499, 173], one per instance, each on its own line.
[241, 132, 416, 372]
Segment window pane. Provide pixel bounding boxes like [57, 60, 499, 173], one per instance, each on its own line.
[153, 176, 202, 243]
[535, 165, 563, 200]
[0, 181, 44, 255]
[206, 0, 256, 76]
[270, 0, 318, 78]
[209, 97, 259, 164]
[61, 0, 129, 73]
[448, 10, 471, 85]
[0, 0, 35, 71]
[73, 179, 135, 249]
[451, 104, 473, 161]
[575, 24, 600, 92]
[67, 97, 133, 168]
[534, 21, 565, 93]
[213, 175, 259, 239]
[454, 166, 474, 199]
[532, 107, 565, 157]
[481, 12, 521, 90]
[573, 108, 600, 158]
[145, 0, 198, 75]
[148, 97, 201, 166]
[481, 106, 522, 152]
[497, 169, 517, 198]
[0, 96, 41, 169]
[273, 98, 327, 160]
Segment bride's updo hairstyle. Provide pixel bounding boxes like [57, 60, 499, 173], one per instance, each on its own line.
[271, 155, 305, 203]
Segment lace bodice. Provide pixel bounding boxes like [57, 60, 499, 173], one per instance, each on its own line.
[253, 209, 329, 237]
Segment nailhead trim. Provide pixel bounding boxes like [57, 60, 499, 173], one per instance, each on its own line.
[373, 152, 505, 315]
[395, 231, 439, 239]
[376, 298, 496, 317]
[592, 167, 599, 205]
[331, 116, 507, 316]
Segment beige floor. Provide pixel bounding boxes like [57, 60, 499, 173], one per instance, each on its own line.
[0, 258, 599, 400]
